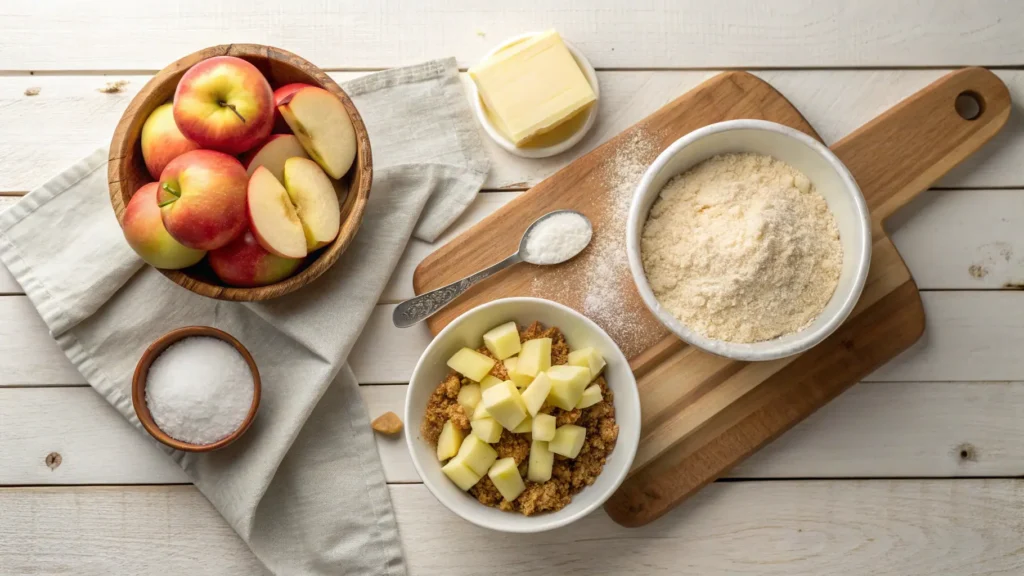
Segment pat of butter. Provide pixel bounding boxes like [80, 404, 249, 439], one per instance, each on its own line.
[470, 30, 596, 146]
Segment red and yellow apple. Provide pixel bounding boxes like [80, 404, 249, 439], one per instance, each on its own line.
[282, 157, 341, 250]
[122, 183, 206, 269]
[278, 86, 357, 179]
[157, 150, 248, 251]
[140, 103, 201, 180]
[173, 56, 274, 154]
[247, 166, 307, 259]
[241, 133, 310, 183]
[208, 230, 302, 287]
[272, 82, 313, 132]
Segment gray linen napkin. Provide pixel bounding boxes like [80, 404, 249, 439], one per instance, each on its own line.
[0, 58, 488, 575]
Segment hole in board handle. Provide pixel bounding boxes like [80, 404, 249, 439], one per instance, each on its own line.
[955, 91, 984, 121]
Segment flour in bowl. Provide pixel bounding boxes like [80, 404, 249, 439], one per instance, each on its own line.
[640, 153, 842, 343]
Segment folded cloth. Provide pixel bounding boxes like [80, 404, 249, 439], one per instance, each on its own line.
[0, 58, 488, 575]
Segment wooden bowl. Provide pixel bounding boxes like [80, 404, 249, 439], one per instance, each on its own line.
[109, 44, 373, 301]
[132, 326, 261, 452]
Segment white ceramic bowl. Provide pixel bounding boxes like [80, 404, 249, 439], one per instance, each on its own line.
[469, 32, 600, 158]
[626, 120, 871, 362]
[404, 297, 640, 533]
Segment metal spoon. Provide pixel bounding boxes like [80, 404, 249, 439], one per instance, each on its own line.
[392, 210, 593, 328]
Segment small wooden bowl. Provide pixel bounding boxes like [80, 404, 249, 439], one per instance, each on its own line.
[132, 326, 261, 452]
[109, 44, 373, 301]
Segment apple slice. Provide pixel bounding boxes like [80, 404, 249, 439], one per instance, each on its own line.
[272, 83, 313, 132]
[247, 166, 308, 259]
[241, 134, 310, 182]
[282, 157, 341, 250]
[278, 86, 357, 179]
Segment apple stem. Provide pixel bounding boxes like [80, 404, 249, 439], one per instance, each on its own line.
[158, 181, 181, 207]
[219, 100, 246, 123]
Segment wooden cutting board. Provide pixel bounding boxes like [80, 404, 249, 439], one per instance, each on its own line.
[413, 68, 1010, 526]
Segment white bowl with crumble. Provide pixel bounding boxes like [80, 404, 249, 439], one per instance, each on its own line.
[404, 297, 640, 533]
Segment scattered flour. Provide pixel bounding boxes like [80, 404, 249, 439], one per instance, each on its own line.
[146, 336, 254, 445]
[641, 153, 842, 343]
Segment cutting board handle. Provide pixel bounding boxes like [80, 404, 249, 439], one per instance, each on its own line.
[832, 67, 1010, 226]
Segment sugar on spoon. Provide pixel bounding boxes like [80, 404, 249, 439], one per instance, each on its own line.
[392, 210, 593, 328]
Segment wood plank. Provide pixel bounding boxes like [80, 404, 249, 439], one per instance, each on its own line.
[3, 382, 1024, 486]
[4, 481, 1024, 575]
[4, 1, 1024, 71]
[2, 291, 1023, 386]
[0, 197, 19, 293]
[2, 70, 1024, 193]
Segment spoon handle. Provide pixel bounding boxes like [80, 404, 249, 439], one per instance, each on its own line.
[393, 253, 523, 328]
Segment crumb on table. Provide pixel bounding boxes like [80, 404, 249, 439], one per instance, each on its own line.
[371, 411, 403, 435]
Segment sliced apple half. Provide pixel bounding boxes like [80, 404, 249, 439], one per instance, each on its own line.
[278, 86, 357, 179]
[283, 157, 341, 251]
[241, 134, 310, 183]
[247, 166, 308, 259]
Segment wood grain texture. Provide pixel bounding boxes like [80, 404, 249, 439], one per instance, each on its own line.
[108, 44, 373, 301]
[5, 481, 1024, 575]
[7, 382, 1024, 486]
[4, 1, 1024, 71]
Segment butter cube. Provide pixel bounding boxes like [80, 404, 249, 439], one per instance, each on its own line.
[471, 417, 503, 443]
[532, 413, 557, 441]
[520, 371, 552, 416]
[503, 357, 533, 388]
[469, 30, 597, 146]
[447, 347, 496, 382]
[481, 380, 528, 431]
[546, 364, 591, 410]
[457, 383, 482, 412]
[480, 375, 504, 390]
[487, 457, 526, 501]
[512, 416, 533, 433]
[568, 347, 606, 380]
[442, 454, 482, 491]
[517, 338, 552, 378]
[483, 321, 521, 360]
[528, 440, 554, 483]
[472, 399, 491, 421]
[575, 384, 603, 409]
[549, 424, 586, 459]
[436, 420, 464, 461]
[456, 434, 499, 475]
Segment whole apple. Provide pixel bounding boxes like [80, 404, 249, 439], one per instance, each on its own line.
[140, 103, 201, 180]
[272, 83, 313, 133]
[208, 230, 302, 287]
[122, 182, 206, 269]
[173, 56, 274, 154]
[158, 150, 248, 251]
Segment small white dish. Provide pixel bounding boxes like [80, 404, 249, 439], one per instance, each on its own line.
[404, 297, 640, 533]
[626, 119, 872, 362]
[469, 32, 600, 159]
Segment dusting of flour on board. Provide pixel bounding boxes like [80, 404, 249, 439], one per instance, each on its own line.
[531, 130, 669, 357]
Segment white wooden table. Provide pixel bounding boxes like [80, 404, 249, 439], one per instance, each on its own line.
[3, 2, 1024, 574]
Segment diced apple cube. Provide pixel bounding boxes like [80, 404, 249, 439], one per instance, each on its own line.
[546, 364, 591, 410]
[436, 420, 464, 461]
[471, 417, 503, 443]
[472, 401, 490, 421]
[575, 384, 603, 409]
[442, 454, 482, 491]
[487, 457, 526, 501]
[456, 434, 499, 475]
[532, 413, 556, 441]
[520, 371, 552, 416]
[503, 357, 533, 388]
[483, 321, 522, 360]
[481, 380, 528, 431]
[457, 383, 482, 412]
[528, 440, 554, 483]
[447, 347, 496, 382]
[568, 347, 606, 380]
[517, 338, 552, 377]
[512, 416, 532, 433]
[480, 375, 504, 390]
[549, 424, 587, 458]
